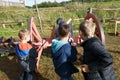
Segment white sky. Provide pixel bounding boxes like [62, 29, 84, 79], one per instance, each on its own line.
[5, 0, 70, 6]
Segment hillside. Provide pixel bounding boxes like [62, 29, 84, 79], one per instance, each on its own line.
[0, 1, 120, 38]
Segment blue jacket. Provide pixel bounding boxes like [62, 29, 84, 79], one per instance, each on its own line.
[81, 37, 116, 80]
[51, 39, 79, 77]
[16, 43, 38, 72]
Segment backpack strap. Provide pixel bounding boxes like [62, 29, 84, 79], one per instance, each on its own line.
[16, 44, 30, 61]
[15, 44, 31, 72]
[18, 54, 29, 61]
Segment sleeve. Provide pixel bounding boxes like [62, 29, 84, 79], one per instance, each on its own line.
[65, 45, 77, 63]
[88, 42, 113, 71]
[29, 47, 38, 59]
[15, 44, 18, 55]
[70, 46, 78, 62]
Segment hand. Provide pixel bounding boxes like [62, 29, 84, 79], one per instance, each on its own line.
[76, 54, 82, 60]
[76, 54, 83, 64]
[68, 37, 74, 43]
[80, 64, 90, 73]
[78, 36, 84, 44]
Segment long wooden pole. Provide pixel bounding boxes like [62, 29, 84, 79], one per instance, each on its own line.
[35, 0, 42, 30]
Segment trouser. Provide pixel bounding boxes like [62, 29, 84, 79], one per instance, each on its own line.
[19, 71, 34, 80]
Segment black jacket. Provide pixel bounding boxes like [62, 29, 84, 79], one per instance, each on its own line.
[81, 37, 116, 80]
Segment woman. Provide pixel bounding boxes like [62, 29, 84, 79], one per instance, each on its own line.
[79, 19, 116, 80]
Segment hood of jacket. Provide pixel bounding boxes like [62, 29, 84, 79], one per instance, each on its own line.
[16, 42, 32, 57]
[51, 38, 68, 54]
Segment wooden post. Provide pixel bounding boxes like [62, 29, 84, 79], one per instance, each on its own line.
[108, 20, 120, 36]
[21, 22, 24, 26]
[115, 21, 117, 35]
[2, 24, 6, 29]
[35, 0, 42, 30]
[87, 8, 92, 14]
[115, 21, 120, 35]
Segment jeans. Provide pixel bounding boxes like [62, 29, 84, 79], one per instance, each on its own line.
[19, 71, 34, 80]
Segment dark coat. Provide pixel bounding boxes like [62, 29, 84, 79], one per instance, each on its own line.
[81, 37, 116, 80]
[51, 39, 79, 78]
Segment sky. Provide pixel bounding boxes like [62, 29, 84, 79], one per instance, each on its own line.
[5, 0, 70, 7]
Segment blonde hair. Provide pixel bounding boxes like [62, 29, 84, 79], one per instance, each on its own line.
[18, 29, 30, 40]
[79, 18, 96, 38]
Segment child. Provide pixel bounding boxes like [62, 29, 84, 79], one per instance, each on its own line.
[16, 29, 38, 80]
[79, 19, 116, 80]
[55, 18, 74, 38]
[51, 23, 79, 80]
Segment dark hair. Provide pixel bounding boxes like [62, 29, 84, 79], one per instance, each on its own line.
[56, 18, 66, 25]
[79, 22, 89, 36]
[58, 24, 70, 37]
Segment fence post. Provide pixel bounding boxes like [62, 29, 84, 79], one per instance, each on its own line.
[2, 24, 6, 29]
[21, 22, 24, 26]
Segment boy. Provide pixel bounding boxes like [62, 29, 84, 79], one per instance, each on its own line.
[16, 29, 38, 80]
[55, 18, 74, 38]
[51, 23, 79, 80]
[79, 19, 116, 80]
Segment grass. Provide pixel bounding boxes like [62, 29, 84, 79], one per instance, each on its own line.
[0, 25, 26, 38]
[0, 1, 120, 28]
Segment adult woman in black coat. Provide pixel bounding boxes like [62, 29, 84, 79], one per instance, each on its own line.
[79, 19, 116, 80]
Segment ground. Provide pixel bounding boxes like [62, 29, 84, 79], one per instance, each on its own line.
[0, 33, 120, 80]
